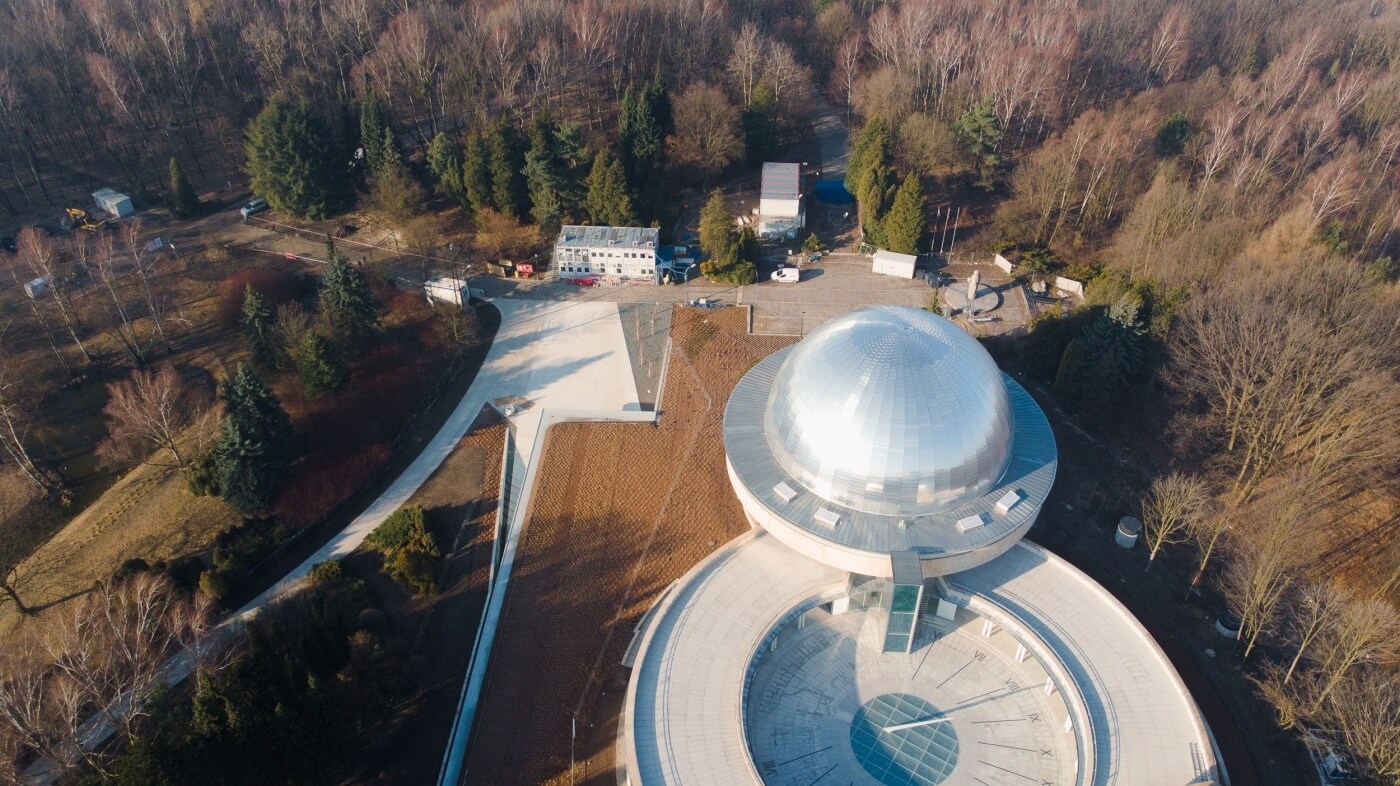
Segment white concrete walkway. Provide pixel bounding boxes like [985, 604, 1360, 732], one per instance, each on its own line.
[26, 297, 640, 784]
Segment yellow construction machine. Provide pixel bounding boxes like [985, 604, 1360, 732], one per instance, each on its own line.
[64, 207, 108, 232]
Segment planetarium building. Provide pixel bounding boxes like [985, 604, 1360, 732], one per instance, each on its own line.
[622, 307, 1227, 786]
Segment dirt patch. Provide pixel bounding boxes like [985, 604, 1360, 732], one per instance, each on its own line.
[350, 405, 508, 786]
[463, 306, 794, 786]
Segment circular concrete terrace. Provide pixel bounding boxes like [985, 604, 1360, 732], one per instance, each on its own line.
[622, 530, 1226, 786]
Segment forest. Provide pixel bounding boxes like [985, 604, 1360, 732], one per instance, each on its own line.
[1, 0, 1399, 783]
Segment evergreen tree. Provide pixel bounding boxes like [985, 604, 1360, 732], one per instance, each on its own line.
[168, 157, 200, 219]
[845, 116, 892, 196]
[370, 126, 425, 222]
[461, 128, 492, 214]
[552, 121, 588, 221]
[360, 92, 393, 178]
[214, 365, 293, 514]
[427, 133, 467, 209]
[241, 285, 276, 368]
[954, 99, 1003, 189]
[646, 67, 673, 136]
[698, 189, 736, 259]
[1054, 294, 1147, 412]
[620, 83, 664, 183]
[743, 81, 779, 164]
[297, 331, 347, 397]
[524, 114, 566, 231]
[883, 174, 926, 254]
[244, 95, 346, 219]
[320, 238, 377, 351]
[846, 117, 895, 238]
[487, 121, 526, 220]
[1154, 112, 1190, 157]
[584, 150, 637, 226]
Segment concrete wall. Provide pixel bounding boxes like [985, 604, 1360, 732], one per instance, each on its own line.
[993, 254, 1014, 274]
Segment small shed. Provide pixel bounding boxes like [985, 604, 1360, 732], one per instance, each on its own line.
[92, 188, 134, 218]
[872, 249, 917, 279]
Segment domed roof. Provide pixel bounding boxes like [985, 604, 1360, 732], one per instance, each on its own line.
[762, 307, 1013, 517]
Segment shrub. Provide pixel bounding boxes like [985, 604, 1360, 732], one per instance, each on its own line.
[801, 233, 826, 253]
[215, 269, 302, 328]
[366, 506, 438, 556]
[198, 569, 232, 600]
[185, 450, 221, 496]
[113, 558, 152, 583]
[308, 559, 344, 586]
[366, 506, 440, 595]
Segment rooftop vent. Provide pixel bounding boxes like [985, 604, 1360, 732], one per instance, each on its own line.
[994, 489, 1024, 515]
[815, 508, 842, 528]
[956, 514, 986, 534]
[773, 482, 799, 503]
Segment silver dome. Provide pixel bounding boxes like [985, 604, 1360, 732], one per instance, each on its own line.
[762, 307, 1013, 517]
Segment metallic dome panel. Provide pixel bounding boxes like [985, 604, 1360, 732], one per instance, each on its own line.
[762, 307, 1013, 517]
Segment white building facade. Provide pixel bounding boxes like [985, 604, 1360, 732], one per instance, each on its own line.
[758, 162, 805, 239]
[554, 225, 659, 282]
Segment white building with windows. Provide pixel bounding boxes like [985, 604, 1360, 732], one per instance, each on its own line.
[554, 225, 659, 282]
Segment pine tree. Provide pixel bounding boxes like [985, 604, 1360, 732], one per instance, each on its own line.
[553, 121, 588, 221]
[524, 114, 565, 230]
[244, 95, 346, 219]
[1056, 294, 1147, 412]
[370, 126, 426, 223]
[297, 331, 347, 397]
[214, 365, 293, 514]
[487, 121, 526, 220]
[883, 174, 926, 254]
[846, 117, 895, 237]
[168, 157, 200, 219]
[698, 189, 736, 260]
[954, 99, 1003, 189]
[584, 150, 637, 226]
[320, 238, 377, 351]
[620, 83, 664, 183]
[646, 67, 673, 136]
[461, 128, 492, 214]
[241, 285, 276, 368]
[427, 133, 467, 209]
[698, 190, 735, 258]
[743, 81, 779, 164]
[845, 116, 892, 197]
[360, 92, 392, 178]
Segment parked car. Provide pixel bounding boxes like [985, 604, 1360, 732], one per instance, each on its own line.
[771, 267, 799, 283]
[239, 198, 268, 219]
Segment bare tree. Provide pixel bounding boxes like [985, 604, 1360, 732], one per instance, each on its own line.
[1183, 509, 1231, 599]
[668, 82, 744, 185]
[1308, 597, 1400, 711]
[84, 233, 146, 366]
[834, 34, 863, 120]
[1140, 472, 1210, 571]
[0, 575, 213, 779]
[119, 221, 169, 351]
[99, 365, 210, 469]
[728, 23, 762, 109]
[1280, 581, 1348, 683]
[18, 228, 92, 364]
[1218, 511, 1305, 662]
[0, 348, 56, 495]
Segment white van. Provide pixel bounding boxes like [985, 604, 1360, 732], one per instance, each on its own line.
[771, 267, 799, 283]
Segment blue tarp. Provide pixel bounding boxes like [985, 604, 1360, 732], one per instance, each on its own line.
[815, 179, 854, 203]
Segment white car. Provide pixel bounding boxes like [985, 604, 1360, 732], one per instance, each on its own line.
[771, 267, 799, 283]
[239, 198, 268, 219]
